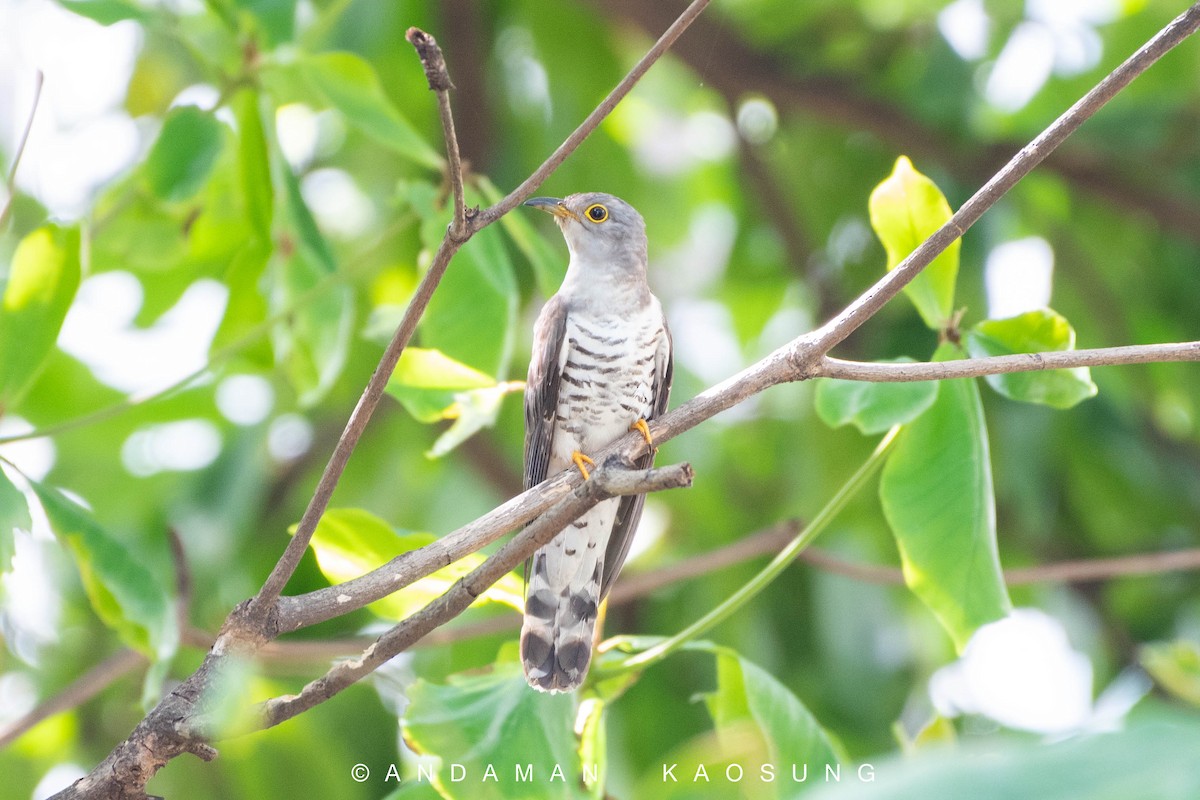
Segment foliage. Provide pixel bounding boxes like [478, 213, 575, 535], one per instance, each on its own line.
[2, 0, 1200, 798]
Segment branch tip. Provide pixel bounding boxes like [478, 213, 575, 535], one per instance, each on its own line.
[406, 27, 455, 92]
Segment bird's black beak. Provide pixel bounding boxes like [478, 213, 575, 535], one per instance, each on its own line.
[525, 196, 580, 222]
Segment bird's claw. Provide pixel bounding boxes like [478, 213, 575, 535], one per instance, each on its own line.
[629, 418, 656, 454]
[571, 451, 596, 480]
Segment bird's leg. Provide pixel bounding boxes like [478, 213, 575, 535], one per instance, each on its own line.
[571, 450, 596, 480]
[629, 418, 656, 454]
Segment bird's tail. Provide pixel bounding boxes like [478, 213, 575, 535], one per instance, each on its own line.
[520, 505, 610, 692]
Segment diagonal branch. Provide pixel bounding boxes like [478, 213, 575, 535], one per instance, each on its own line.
[406, 27, 467, 236]
[240, 463, 693, 734]
[0, 69, 43, 230]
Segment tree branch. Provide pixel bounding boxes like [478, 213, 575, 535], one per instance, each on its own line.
[406, 27, 467, 237]
[817, 342, 1200, 382]
[0, 649, 146, 750]
[244, 463, 693, 733]
[798, 546, 1200, 587]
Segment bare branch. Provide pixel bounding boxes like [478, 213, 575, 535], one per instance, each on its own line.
[473, 0, 711, 226]
[406, 27, 467, 236]
[818, 342, 1200, 382]
[799, 546, 1200, 587]
[0, 649, 146, 750]
[247, 463, 693, 733]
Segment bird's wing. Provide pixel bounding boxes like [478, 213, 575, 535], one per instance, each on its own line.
[524, 294, 569, 492]
[600, 313, 674, 597]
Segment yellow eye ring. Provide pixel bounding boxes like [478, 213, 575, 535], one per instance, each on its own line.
[585, 203, 608, 223]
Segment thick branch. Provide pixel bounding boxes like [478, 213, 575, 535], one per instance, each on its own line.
[249, 464, 693, 732]
[818, 342, 1200, 382]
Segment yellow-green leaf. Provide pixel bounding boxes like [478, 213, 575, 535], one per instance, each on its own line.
[33, 482, 177, 660]
[301, 508, 524, 619]
[0, 224, 82, 411]
[142, 105, 224, 202]
[967, 308, 1098, 409]
[869, 156, 959, 330]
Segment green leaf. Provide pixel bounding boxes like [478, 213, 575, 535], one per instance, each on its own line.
[270, 165, 352, 406]
[806, 721, 1200, 800]
[386, 347, 497, 423]
[233, 89, 274, 242]
[1142, 641, 1200, 708]
[302, 508, 524, 619]
[0, 469, 30, 575]
[32, 482, 177, 660]
[815, 359, 937, 434]
[142, 106, 224, 202]
[427, 384, 516, 459]
[300, 52, 442, 170]
[868, 156, 959, 330]
[702, 646, 842, 788]
[402, 663, 603, 800]
[966, 309, 1098, 409]
[879, 343, 1011, 652]
[58, 0, 150, 25]
[0, 224, 82, 411]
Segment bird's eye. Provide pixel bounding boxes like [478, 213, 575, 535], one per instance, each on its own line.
[585, 204, 608, 223]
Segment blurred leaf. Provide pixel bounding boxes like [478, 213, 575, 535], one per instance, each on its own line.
[868, 156, 959, 330]
[32, 482, 177, 660]
[239, 0, 295, 47]
[815, 360, 937, 434]
[142, 106, 224, 202]
[233, 89, 274, 242]
[879, 343, 1011, 652]
[386, 347, 496, 423]
[1142, 641, 1200, 708]
[966, 309, 1098, 409]
[402, 663, 603, 799]
[300, 52, 442, 170]
[477, 176, 566, 296]
[57, 0, 150, 25]
[420, 196, 519, 378]
[0, 224, 81, 411]
[270, 165, 352, 406]
[702, 646, 842, 788]
[807, 721, 1200, 800]
[302, 508, 524, 619]
[211, 240, 273, 367]
[0, 468, 30, 574]
[427, 384, 517, 459]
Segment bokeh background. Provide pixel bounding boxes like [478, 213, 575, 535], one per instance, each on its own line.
[2, 0, 1200, 797]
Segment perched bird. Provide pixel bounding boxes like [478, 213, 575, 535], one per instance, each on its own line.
[520, 192, 673, 692]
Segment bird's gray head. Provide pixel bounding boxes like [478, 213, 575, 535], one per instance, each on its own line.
[525, 192, 647, 271]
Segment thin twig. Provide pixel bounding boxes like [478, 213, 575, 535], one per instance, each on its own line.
[799, 546, 1200, 587]
[472, 0, 711, 226]
[0, 649, 146, 750]
[818, 342, 1200, 382]
[0, 69, 44, 229]
[406, 28, 467, 236]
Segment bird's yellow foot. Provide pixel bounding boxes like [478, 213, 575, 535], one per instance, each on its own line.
[571, 451, 596, 480]
[629, 418, 655, 452]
